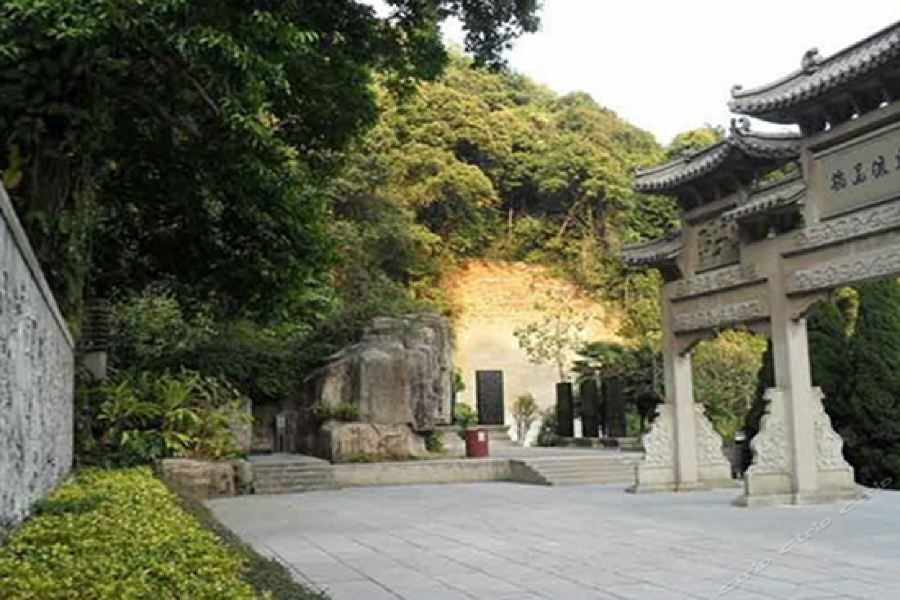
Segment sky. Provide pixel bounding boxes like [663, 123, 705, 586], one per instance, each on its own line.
[365, 1, 899, 144]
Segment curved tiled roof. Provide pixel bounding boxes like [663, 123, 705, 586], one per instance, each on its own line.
[720, 178, 806, 223]
[621, 230, 681, 266]
[633, 122, 801, 194]
[730, 20, 900, 121]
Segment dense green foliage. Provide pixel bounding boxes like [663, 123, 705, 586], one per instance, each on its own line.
[0, 1, 539, 326]
[0, 469, 273, 599]
[807, 301, 849, 402]
[330, 56, 676, 348]
[77, 369, 249, 466]
[692, 331, 767, 442]
[838, 281, 900, 487]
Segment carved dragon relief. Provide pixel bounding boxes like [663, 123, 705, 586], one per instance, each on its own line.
[673, 299, 769, 332]
[747, 388, 790, 476]
[810, 387, 852, 472]
[694, 404, 730, 468]
[790, 244, 900, 293]
[672, 264, 760, 300]
[797, 198, 900, 249]
[641, 403, 675, 468]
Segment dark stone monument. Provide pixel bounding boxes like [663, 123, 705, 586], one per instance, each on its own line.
[579, 378, 600, 438]
[476, 370, 505, 425]
[556, 382, 574, 438]
[602, 377, 627, 438]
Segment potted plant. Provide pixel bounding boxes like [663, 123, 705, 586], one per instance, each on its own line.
[454, 403, 488, 458]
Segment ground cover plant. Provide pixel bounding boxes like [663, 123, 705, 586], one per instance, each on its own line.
[0, 469, 324, 599]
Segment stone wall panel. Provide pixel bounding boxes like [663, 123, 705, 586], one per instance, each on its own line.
[0, 186, 74, 529]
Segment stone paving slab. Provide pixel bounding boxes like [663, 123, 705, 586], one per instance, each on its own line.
[208, 483, 900, 599]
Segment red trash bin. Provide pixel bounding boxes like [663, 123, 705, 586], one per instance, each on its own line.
[464, 428, 489, 458]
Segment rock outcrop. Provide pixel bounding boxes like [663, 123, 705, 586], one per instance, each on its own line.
[297, 314, 453, 460]
[308, 314, 453, 431]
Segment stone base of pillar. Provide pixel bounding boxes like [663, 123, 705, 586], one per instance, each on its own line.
[629, 403, 736, 493]
[737, 387, 862, 507]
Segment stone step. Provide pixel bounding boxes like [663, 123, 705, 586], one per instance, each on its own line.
[515, 457, 638, 487]
[254, 483, 341, 495]
[250, 453, 339, 494]
[252, 465, 333, 475]
[255, 474, 333, 486]
[529, 463, 637, 474]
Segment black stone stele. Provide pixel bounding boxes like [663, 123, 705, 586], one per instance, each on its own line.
[556, 382, 574, 438]
[476, 369, 505, 425]
[578, 378, 601, 438]
[602, 377, 627, 439]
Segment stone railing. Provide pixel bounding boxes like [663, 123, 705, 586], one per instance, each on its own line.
[0, 184, 74, 530]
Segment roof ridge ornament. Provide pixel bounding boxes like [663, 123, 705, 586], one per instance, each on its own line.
[801, 47, 823, 74]
[731, 117, 752, 134]
[729, 20, 900, 124]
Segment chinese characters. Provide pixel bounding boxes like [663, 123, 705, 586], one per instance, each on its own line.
[830, 150, 899, 192]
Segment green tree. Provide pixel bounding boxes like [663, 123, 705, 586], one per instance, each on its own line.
[807, 301, 849, 402]
[512, 393, 539, 445]
[0, 0, 540, 322]
[514, 287, 593, 381]
[664, 126, 725, 159]
[693, 330, 766, 441]
[839, 280, 900, 487]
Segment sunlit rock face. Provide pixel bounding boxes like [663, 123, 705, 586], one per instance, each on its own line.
[300, 315, 453, 459]
[444, 259, 621, 441]
[0, 187, 74, 530]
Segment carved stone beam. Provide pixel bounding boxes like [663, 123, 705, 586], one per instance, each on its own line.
[789, 291, 829, 321]
[674, 330, 715, 356]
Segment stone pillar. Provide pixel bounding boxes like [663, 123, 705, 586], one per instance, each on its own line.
[739, 290, 859, 506]
[670, 350, 701, 489]
[632, 290, 732, 493]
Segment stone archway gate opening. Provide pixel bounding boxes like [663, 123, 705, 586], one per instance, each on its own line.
[622, 20, 900, 507]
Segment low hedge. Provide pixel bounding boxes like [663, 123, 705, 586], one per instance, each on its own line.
[0, 468, 315, 599]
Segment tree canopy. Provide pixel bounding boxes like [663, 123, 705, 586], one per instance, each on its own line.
[0, 0, 540, 324]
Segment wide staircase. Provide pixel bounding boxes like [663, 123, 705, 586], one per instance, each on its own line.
[510, 454, 640, 486]
[250, 454, 338, 495]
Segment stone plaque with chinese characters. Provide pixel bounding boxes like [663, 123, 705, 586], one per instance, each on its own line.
[813, 121, 900, 219]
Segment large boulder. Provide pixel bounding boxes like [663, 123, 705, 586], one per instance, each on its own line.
[158, 459, 241, 500]
[307, 314, 453, 432]
[318, 421, 428, 461]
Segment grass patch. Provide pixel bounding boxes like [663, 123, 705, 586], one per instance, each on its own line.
[0, 468, 326, 599]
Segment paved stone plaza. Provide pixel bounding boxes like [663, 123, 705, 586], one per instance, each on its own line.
[209, 483, 900, 599]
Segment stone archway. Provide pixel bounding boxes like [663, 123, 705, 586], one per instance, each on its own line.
[622, 20, 900, 506]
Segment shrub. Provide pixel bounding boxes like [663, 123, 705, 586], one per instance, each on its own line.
[453, 402, 478, 432]
[512, 393, 539, 444]
[108, 290, 304, 405]
[311, 401, 360, 424]
[0, 469, 266, 599]
[77, 369, 249, 466]
[424, 430, 445, 452]
[536, 407, 558, 447]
